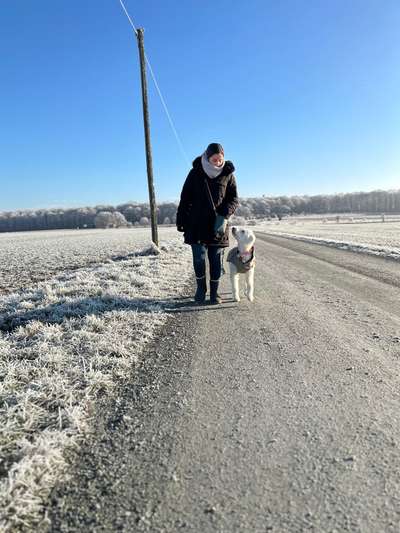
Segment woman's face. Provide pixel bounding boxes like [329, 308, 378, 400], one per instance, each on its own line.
[209, 153, 224, 167]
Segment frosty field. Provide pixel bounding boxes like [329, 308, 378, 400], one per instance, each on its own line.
[0, 227, 192, 531]
[0, 227, 179, 295]
[256, 219, 400, 260]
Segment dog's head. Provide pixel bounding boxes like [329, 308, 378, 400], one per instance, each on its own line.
[231, 226, 256, 250]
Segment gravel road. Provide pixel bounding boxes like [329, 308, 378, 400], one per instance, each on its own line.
[49, 234, 400, 532]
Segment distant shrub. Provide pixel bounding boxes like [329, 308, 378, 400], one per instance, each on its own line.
[95, 211, 128, 228]
[112, 212, 128, 228]
[95, 211, 114, 229]
[230, 216, 246, 226]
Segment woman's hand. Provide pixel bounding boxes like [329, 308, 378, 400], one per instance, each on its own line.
[214, 215, 227, 238]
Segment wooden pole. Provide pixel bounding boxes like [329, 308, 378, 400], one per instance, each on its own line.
[136, 28, 158, 246]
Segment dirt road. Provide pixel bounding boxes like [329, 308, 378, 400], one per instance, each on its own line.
[49, 234, 400, 532]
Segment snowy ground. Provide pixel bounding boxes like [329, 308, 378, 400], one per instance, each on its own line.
[255, 219, 400, 261]
[0, 227, 192, 531]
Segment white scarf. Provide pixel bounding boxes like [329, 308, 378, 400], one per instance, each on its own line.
[201, 152, 224, 179]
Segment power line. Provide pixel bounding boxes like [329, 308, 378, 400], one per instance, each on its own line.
[118, 0, 190, 167]
[145, 59, 190, 167]
[118, 0, 138, 34]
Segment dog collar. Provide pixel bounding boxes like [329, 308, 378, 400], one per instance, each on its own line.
[238, 247, 254, 263]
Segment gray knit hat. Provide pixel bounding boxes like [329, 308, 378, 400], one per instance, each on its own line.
[205, 143, 224, 159]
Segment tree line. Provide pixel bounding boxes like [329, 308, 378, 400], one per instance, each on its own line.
[235, 189, 400, 218]
[0, 202, 178, 233]
[0, 189, 399, 233]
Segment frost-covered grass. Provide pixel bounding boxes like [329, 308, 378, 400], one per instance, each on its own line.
[256, 219, 400, 260]
[0, 227, 171, 295]
[0, 227, 192, 531]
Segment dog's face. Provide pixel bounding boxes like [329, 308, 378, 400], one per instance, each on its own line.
[232, 226, 256, 250]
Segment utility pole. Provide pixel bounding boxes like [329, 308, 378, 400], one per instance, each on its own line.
[136, 28, 158, 246]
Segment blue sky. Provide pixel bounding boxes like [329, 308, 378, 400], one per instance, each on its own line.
[1, 0, 399, 211]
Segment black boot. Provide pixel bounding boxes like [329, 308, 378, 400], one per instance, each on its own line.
[209, 279, 222, 304]
[194, 276, 207, 303]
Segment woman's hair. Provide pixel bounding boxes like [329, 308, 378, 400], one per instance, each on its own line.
[206, 143, 224, 159]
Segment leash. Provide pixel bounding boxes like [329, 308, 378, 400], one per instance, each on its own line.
[204, 178, 218, 215]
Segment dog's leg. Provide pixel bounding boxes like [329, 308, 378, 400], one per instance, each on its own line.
[244, 276, 249, 298]
[230, 266, 240, 302]
[245, 268, 255, 302]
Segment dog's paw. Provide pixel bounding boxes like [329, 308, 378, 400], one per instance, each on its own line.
[247, 294, 254, 302]
[233, 295, 240, 302]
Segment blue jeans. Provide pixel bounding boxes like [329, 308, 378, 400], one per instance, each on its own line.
[191, 244, 225, 281]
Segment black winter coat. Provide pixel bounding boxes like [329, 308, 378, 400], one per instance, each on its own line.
[176, 156, 239, 247]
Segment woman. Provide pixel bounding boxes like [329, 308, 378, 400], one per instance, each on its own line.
[176, 143, 239, 304]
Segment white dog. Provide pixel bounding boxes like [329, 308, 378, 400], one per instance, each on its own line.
[226, 227, 256, 302]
